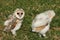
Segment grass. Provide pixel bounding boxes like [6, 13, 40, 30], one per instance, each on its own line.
[0, 0, 60, 40]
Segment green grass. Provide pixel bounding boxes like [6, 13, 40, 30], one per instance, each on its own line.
[0, 0, 60, 40]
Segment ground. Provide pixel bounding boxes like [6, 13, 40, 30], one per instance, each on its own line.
[0, 0, 60, 40]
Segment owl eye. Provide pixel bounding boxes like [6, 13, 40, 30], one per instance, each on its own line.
[17, 13, 19, 15]
[21, 13, 23, 15]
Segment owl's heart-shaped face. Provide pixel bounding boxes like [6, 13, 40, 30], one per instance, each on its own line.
[16, 10, 24, 17]
[14, 8, 25, 19]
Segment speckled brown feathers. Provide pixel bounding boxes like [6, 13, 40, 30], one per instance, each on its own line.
[4, 18, 20, 32]
[33, 23, 48, 32]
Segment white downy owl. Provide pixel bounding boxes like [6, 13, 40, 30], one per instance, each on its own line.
[31, 10, 55, 38]
[4, 8, 25, 36]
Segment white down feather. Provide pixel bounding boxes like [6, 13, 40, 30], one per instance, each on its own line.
[32, 10, 55, 33]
